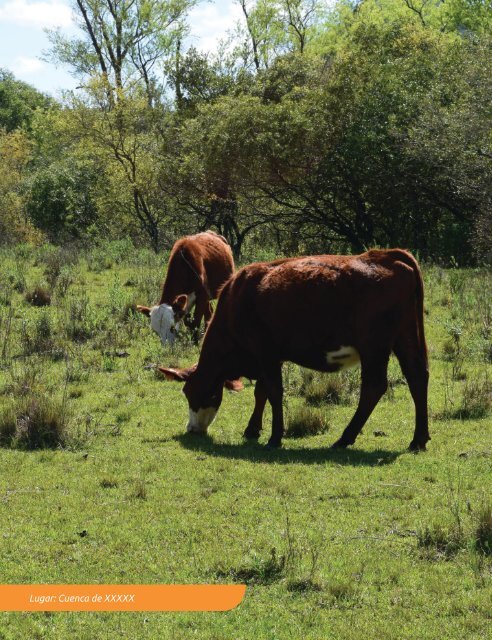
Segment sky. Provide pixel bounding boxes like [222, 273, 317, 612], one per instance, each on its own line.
[0, 0, 244, 96]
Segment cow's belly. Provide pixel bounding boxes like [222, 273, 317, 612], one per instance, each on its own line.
[285, 345, 361, 373]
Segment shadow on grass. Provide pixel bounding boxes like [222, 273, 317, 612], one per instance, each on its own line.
[174, 433, 402, 467]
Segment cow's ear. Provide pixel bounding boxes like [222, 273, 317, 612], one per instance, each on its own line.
[158, 365, 196, 382]
[172, 294, 188, 319]
[136, 305, 152, 317]
[224, 379, 244, 392]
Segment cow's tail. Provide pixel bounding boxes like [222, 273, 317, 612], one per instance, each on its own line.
[391, 250, 427, 357]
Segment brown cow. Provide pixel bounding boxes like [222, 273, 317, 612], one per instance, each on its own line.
[160, 249, 430, 451]
[137, 231, 234, 345]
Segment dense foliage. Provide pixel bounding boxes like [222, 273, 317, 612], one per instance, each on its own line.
[0, 0, 490, 262]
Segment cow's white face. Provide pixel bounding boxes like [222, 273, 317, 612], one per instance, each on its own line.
[187, 407, 218, 433]
[149, 304, 178, 345]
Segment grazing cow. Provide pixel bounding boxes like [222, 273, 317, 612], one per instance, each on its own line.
[137, 231, 234, 345]
[159, 249, 429, 451]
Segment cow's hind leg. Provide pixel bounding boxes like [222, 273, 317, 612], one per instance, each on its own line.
[204, 301, 214, 328]
[393, 335, 429, 451]
[243, 379, 267, 440]
[260, 364, 284, 448]
[331, 352, 390, 449]
[189, 293, 209, 343]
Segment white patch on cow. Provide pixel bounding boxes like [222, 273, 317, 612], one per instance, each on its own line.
[326, 345, 360, 370]
[187, 407, 217, 433]
[149, 304, 177, 345]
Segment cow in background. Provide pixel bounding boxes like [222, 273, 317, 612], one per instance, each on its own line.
[160, 249, 430, 451]
[137, 231, 234, 345]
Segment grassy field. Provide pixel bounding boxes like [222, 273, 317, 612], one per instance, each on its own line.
[0, 241, 491, 639]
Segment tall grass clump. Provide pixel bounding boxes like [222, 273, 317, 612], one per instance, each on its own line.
[38, 245, 79, 289]
[474, 501, 492, 556]
[0, 395, 70, 449]
[285, 405, 329, 438]
[64, 293, 97, 342]
[21, 312, 61, 358]
[25, 284, 51, 307]
[54, 265, 76, 299]
[300, 369, 359, 406]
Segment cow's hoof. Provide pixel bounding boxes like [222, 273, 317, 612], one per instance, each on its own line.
[266, 439, 282, 449]
[243, 427, 260, 441]
[330, 438, 350, 450]
[408, 440, 427, 452]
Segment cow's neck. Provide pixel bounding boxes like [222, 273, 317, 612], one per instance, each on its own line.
[159, 279, 179, 305]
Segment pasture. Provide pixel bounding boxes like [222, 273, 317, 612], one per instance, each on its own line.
[0, 241, 490, 639]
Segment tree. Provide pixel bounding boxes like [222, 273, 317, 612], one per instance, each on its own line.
[0, 129, 41, 244]
[48, 0, 194, 105]
[0, 70, 51, 132]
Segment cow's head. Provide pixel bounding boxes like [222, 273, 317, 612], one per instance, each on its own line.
[159, 365, 243, 434]
[137, 294, 193, 346]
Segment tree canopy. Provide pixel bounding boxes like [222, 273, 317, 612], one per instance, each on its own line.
[1, 0, 490, 263]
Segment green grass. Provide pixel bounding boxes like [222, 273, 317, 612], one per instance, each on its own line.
[0, 245, 491, 639]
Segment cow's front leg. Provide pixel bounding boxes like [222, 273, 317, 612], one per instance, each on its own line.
[243, 379, 267, 440]
[331, 353, 389, 449]
[262, 364, 284, 448]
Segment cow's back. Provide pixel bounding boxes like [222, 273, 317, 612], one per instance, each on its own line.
[161, 232, 234, 303]
[215, 250, 420, 366]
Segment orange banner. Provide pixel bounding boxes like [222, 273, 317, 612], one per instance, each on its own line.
[0, 585, 246, 612]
